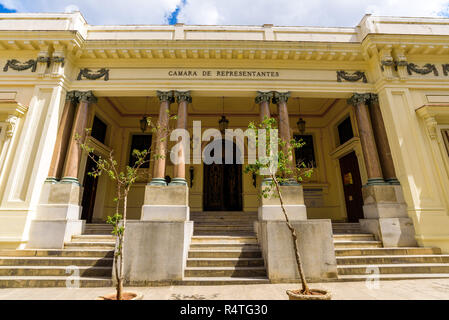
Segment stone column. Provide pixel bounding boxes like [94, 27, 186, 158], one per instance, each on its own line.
[170, 91, 191, 186]
[149, 90, 174, 186]
[348, 93, 384, 185]
[368, 94, 400, 185]
[256, 91, 272, 123]
[349, 93, 417, 247]
[46, 91, 78, 183]
[273, 91, 297, 184]
[61, 91, 97, 185]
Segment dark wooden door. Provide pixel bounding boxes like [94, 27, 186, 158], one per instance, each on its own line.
[203, 141, 242, 211]
[339, 152, 364, 222]
[81, 156, 99, 223]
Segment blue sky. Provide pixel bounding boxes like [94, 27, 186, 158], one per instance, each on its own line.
[0, 1, 448, 26]
[0, 4, 15, 13]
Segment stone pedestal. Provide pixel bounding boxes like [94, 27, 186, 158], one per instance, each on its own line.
[360, 185, 417, 247]
[27, 183, 84, 249]
[254, 219, 337, 282]
[141, 185, 189, 221]
[258, 185, 307, 221]
[116, 220, 193, 285]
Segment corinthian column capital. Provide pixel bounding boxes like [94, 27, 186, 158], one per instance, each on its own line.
[76, 90, 97, 104]
[272, 91, 290, 104]
[175, 91, 192, 104]
[157, 90, 175, 103]
[255, 91, 272, 104]
[347, 93, 371, 106]
[66, 90, 79, 103]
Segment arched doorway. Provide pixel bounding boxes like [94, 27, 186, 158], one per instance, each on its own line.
[203, 139, 243, 211]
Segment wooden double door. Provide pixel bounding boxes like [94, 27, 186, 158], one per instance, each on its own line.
[203, 162, 243, 211]
[339, 151, 364, 222]
[203, 140, 243, 211]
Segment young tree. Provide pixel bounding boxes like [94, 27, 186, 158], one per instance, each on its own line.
[244, 117, 314, 295]
[77, 112, 176, 300]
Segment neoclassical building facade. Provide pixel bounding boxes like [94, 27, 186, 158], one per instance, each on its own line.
[1, 12, 449, 286]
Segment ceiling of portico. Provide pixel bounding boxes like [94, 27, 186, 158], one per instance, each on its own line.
[100, 96, 337, 118]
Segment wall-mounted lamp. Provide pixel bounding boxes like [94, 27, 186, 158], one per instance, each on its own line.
[189, 166, 195, 188]
[140, 116, 148, 132]
[252, 173, 257, 188]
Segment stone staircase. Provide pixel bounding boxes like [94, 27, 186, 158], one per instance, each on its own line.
[333, 223, 449, 281]
[183, 211, 269, 285]
[0, 227, 115, 288]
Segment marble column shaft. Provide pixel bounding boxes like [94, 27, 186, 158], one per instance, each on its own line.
[47, 91, 78, 182]
[151, 91, 174, 185]
[349, 93, 384, 184]
[61, 91, 97, 184]
[172, 91, 191, 184]
[368, 94, 399, 184]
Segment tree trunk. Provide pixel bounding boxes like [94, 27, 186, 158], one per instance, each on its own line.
[272, 173, 311, 295]
[118, 192, 128, 301]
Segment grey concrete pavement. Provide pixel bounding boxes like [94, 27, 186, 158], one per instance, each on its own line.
[0, 279, 449, 300]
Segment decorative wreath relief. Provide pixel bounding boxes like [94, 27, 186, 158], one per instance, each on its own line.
[77, 68, 110, 81]
[406, 63, 438, 76]
[336, 70, 367, 83]
[442, 64, 449, 76]
[3, 59, 37, 72]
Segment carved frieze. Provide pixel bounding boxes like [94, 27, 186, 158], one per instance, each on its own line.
[3, 59, 37, 72]
[406, 63, 438, 76]
[77, 68, 110, 81]
[442, 64, 449, 76]
[337, 71, 367, 83]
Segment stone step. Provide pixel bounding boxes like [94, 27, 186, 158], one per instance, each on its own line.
[193, 221, 255, 226]
[188, 249, 262, 258]
[336, 273, 449, 282]
[191, 212, 257, 216]
[72, 235, 115, 242]
[333, 234, 375, 241]
[193, 232, 256, 236]
[187, 258, 265, 267]
[194, 225, 254, 231]
[185, 266, 267, 277]
[0, 256, 113, 267]
[0, 249, 114, 258]
[0, 266, 112, 277]
[0, 276, 113, 288]
[191, 236, 258, 244]
[337, 255, 449, 265]
[181, 277, 270, 285]
[333, 240, 383, 248]
[64, 242, 116, 249]
[335, 247, 441, 256]
[337, 263, 449, 275]
[190, 243, 260, 250]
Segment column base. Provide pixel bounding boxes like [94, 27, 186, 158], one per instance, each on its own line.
[258, 205, 307, 221]
[360, 184, 417, 247]
[169, 178, 188, 186]
[27, 182, 84, 249]
[27, 219, 84, 249]
[115, 220, 193, 284]
[255, 220, 337, 282]
[60, 177, 81, 186]
[148, 178, 167, 186]
[360, 218, 417, 247]
[45, 177, 59, 184]
[386, 178, 401, 185]
[366, 178, 386, 186]
[141, 205, 190, 221]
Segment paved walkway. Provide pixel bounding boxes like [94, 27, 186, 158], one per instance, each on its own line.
[0, 279, 449, 300]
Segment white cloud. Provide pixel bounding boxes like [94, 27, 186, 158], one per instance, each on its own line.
[0, 0, 182, 25]
[178, 0, 449, 26]
[1, 0, 448, 26]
